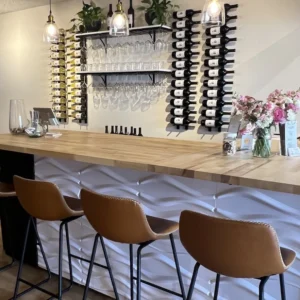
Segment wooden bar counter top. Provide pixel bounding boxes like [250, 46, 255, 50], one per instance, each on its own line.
[0, 130, 298, 195]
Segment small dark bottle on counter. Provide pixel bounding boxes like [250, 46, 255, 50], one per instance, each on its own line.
[111, 126, 114, 134]
[130, 126, 134, 135]
[115, 126, 118, 134]
[133, 128, 137, 136]
[138, 128, 143, 137]
[124, 127, 128, 135]
[105, 126, 109, 134]
[120, 126, 124, 135]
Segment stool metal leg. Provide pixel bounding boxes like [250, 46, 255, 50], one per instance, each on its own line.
[213, 274, 220, 300]
[99, 235, 119, 300]
[58, 222, 64, 299]
[136, 243, 147, 300]
[279, 273, 286, 300]
[130, 244, 134, 300]
[170, 234, 186, 300]
[187, 262, 200, 300]
[259, 276, 270, 300]
[64, 223, 73, 291]
[83, 234, 98, 300]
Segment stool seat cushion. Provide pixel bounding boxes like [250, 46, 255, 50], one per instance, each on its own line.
[146, 215, 179, 237]
[0, 182, 16, 198]
[280, 247, 296, 269]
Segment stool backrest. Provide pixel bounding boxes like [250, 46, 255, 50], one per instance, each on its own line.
[81, 189, 157, 244]
[179, 210, 286, 278]
[14, 176, 77, 221]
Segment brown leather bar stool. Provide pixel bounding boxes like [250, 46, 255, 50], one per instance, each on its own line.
[12, 176, 83, 300]
[81, 189, 186, 300]
[179, 210, 296, 300]
[0, 182, 16, 271]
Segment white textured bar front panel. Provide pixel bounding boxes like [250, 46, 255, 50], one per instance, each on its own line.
[35, 156, 300, 300]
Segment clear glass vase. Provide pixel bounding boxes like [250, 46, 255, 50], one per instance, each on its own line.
[26, 111, 46, 138]
[253, 128, 271, 158]
[9, 99, 29, 135]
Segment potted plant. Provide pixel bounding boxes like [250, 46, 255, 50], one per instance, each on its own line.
[69, 1, 105, 33]
[137, 0, 179, 25]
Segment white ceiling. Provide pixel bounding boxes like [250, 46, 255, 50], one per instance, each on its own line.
[0, 0, 67, 14]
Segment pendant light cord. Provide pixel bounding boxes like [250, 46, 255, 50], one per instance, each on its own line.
[50, 0, 52, 15]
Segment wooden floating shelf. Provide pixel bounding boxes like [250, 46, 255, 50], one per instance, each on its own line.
[75, 25, 172, 39]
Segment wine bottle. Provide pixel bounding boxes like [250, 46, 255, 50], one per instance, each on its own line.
[71, 97, 83, 104]
[51, 60, 65, 67]
[172, 60, 200, 69]
[206, 37, 237, 47]
[70, 50, 81, 58]
[172, 31, 200, 40]
[51, 44, 65, 52]
[66, 42, 81, 50]
[55, 112, 67, 119]
[52, 82, 66, 89]
[170, 108, 197, 116]
[201, 119, 229, 128]
[67, 66, 81, 74]
[203, 90, 233, 98]
[201, 109, 231, 117]
[172, 20, 201, 29]
[107, 4, 113, 30]
[170, 89, 197, 97]
[115, 125, 118, 134]
[69, 90, 82, 97]
[224, 4, 239, 12]
[67, 74, 81, 81]
[105, 126, 109, 134]
[53, 90, 66, 97]
[172, 50, 200, 59]
[52, 104, 66, 111]
[171, 70, 198, 78]
[173, 9, 201, 19]
[170, 99, 196, 107]
[203, 79, 233, 88]
[52, 97, 66, 104]
[204, 69, 234, 78]
[70, 112, 87, 120]
[204, 58, 235, 67]
[128, 0, 135, 28]
[205, 48, 236, 57]
[202, 99, 226, 108]
[171, 117, 197, 126]
[65, 35, 79, 42]
[111, 126, 115, 134]
[225, 15, 238, 22]
[68, 82, 82, 89]
[171, 79, 198, 88]
[72, 104, 87, 112]
[138, 128, 143, 137]
[52, 75, 66, 82]
[52, 67, 66, 74]
[172, 41, 200, 50]
[205, 26, 237, 36]
[51, 52, 65, 59]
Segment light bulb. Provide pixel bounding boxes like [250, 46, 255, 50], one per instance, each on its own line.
[207, 0, 222, 17]
[112, 13, 126, 28]
[43, 20, 59, 43]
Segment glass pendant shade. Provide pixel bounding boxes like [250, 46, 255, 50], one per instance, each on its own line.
[109, 1, 129, 36]
[43, 0, 59, 43]
[201, 0, 225, 28]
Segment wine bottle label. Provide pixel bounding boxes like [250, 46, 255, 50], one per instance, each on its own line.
[175, 61, 185, 68]
[74, 58, 81, 65]
[74, 74, 81, 80]
[208, 80, 218, 87]
[176, 11, 186, 18]
[55, 113, 63, 118]
[176, 41, 185, 49]
[210, 27, 221, 35]
[174, 90, 184, 97]
[174, 108, 184, 115]
[75, 66, 81, 73]
[208, 70, 219, 77]
[74, 90, 81, 96]
[207, 100, 217, 107]
[208, 59, 219, 67]
[74, 98, 82, 104]
[175, 70, 184, 77]
[207, 90, 218, 97]
[74, 42, 81, 49]
[205, 120, 215, 127]
[175, 31, 185, 39]
[174, 117, 184, 125]
[206, 110, 216, 117]
[75, 113, 82, 119]
[173, 99, 184, 106]
[73, 50, 81, 57]
[209, 49, 220, 57]
[53, 90, 63, 96]
[53, 105, 65, 111]
[107, 17, 112, 27]
[53, 98, 65, 103]
[74, 82, 81, 88]
[175, 80, 184, 88]
[176, 21, 185, 28]
[175, 51, 185, 58]
[74, 105, 82, 111]
[210, 38, 221, 46]
[52, 61, 60, 66]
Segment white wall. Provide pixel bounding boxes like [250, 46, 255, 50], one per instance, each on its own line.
[0, 0, 299, 141]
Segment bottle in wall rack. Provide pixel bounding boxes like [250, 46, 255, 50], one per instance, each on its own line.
[201, 119, 229, 128]
[170, 108, 197, 117]
[52, 104, 66, 111]
[203, 79, 234, 88]
[172, 41, 200, 50]
[171, 117, 197, 126]
[201, 109, 231, 118]
[172, 30, 200, 40]
[204, 58, 235, 67]
[202, 99, 227, 108]
[66, 42, 81, 50]
[205, 48, 236, 57]
[172, 60, 200, 69]
[171, 70, 198, 78]
[70, 111, 87, 120]
[203, 90, 233, 98]
[170, 98, 196, 107]
[204, 69, 234, 78]
[128, 0, 135, 28]
[52, 97, 66, 104]
[71, 104, 87, 112]
[171, 79, 198, 88]
[224, 4, 239, 12]
[107, 4, 113, 30]
[206, 37, 237, 47]
[172, 50, 200, 59]
[172, 20, 201, 29]
[170, 89, 197, 97]
[51, 60, 65, 67]
[173, 9, 201, 19]
[205, 26, 237, 36]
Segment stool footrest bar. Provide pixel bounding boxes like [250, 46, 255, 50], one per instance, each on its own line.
[70, 254, 109, 269]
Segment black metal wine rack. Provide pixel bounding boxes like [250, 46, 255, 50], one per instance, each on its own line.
[200, 3, 238, 132]
[169, 10, 201, 130]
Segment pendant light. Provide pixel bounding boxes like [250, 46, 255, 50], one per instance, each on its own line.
[43, 0, 59, 43]
[109, 0, 129, 36]
[201, 0, 225, 28]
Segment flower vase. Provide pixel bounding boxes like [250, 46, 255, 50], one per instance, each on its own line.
[253, 128, 271, 158]
[279, 121, 297, 156]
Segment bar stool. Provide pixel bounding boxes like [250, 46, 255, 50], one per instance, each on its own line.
[80, 189, 186, 300]
[0, 182, 16, 271]
[12, 176, 83, 300]
[179, 210, 296, 300]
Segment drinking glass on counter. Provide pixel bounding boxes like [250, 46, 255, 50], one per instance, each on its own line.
[9, 99, 29, 135]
